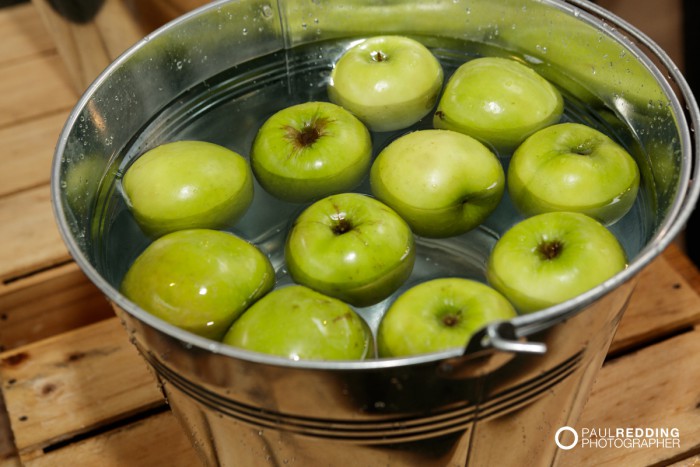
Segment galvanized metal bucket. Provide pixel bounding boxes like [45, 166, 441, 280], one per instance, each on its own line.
[51, 0, 700, 465]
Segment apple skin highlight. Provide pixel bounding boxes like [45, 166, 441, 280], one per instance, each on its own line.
[377, 278, 517, 357]
[285, 193, 416, 307]
[370, 129, 505, 238]
[121, 229, 275, 341]
[224, 285, 373, 361]
[434, 56, 564, 153]
[328, 35, 444, 132]
[486, 212, 627, 313]
[507, 122, 640, 225]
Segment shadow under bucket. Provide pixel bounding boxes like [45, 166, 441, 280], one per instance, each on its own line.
[51, 0, 700, 465]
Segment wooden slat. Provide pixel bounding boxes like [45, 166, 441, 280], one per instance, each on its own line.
[0, 390, 19, 467]
[609, 243, 700, 354]
[0, 112, 67, 198]
[560, 326, 700, 466]
[0, 185, 70, 283]
[0, 318, 163, 457]
[0, 456, 20, 467]
[0, 3, 55, 65]
[0, 53, 76, 128]
[670, 455, 700, 467]
[24, 411, 199, 467]
[0, 261, 115, 351]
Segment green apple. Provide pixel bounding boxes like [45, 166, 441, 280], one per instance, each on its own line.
[370, 129, 504, 238]
[328, 35, 444, 132]
[121, 229, 275, 340]
[377, 278, 517, 358]
[223, 285, 373, 361]
[486, 212, 627, 313]
[122, 140, 253, 238]
[507, 122, 640, 225]
[433, 56, 563, 153]
[285, 193, 415, 307]
[250, 101, 372, 203]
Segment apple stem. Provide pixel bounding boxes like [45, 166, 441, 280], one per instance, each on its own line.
[537, 240, 563, 260]
[332, 217, 353, 235]
[573, 141, 594, 156]
[442, 314, 460, 327]
[371, 50, 388, 62]
[284, 117, 330, 150]
[299, 124, 322, 146]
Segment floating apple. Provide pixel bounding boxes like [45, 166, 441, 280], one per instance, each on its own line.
[223, 285, 373, 360]
[285, 193, 415, 307]
[122, 140, 254, 237]
[433, 56, 563, 153]
[486, 212, 627, 313]
[507, 122, 640, 225]
[377, 278, 517, 358]
[328, 35, 444, 132]
[121, 229, 275, 340]
[370, 129, 504, 238]
[250, 101, 372, 203]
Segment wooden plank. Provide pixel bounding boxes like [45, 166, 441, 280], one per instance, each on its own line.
[0, 261, 115, 351]
[0, 52, 76, 128]
[0, 456, 20, 467]
[0, 318, 164, 457]
[0, 185, 70, 283]
[670, 455, 700, 466]
[609, 243, 700, 354]
[0, 112, 68, 197]
[559, 326, 700, 466]
[665, 242, 700, 296]
[0, 390, 19, 467]
[24, 411, 199, 467]
[0, 3, 55, 65]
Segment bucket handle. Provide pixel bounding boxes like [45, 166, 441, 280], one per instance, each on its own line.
[467, 321, 548, 356]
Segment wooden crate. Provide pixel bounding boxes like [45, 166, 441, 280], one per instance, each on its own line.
[2, 3, 700, 466]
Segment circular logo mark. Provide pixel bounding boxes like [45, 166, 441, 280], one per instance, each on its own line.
[555, 426, 579, 450]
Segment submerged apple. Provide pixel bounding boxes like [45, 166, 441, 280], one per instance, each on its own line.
[224, 285, 373, 361]
[121, 229, 275, 340]
[328, 35, 444, 132]
[377, 278, 517, 357]
[122, 140, 253, 237]
[285, 193, 415, 307]
[370, 129, 504, 238]
[486, 211, 627, 313]
[434, 56, 563, 153]
[250, 101, 372, 203]
[508, 122, 640, 225]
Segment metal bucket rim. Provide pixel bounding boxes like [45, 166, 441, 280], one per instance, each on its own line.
[51, 0, 700, 370]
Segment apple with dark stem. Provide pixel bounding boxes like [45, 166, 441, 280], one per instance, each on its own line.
[507, 122, 640, 225]
[328, 35, 444, 132]
[377, 278, 517, 357]
[486, 211, 627, 313]
[370, 129, 505, 238]
[434, 56, 563, 153]
[285, 193, 415, 307]
[224, 285, 373, 361]
[121, 229, 275, 340]
[122, 140, 254, 238]
[250, 101, 372, 203]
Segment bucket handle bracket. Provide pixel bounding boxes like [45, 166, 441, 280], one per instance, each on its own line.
[468, 321, 548, 356]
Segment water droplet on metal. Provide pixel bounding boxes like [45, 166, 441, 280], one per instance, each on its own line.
[261, 4, 273, 18]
